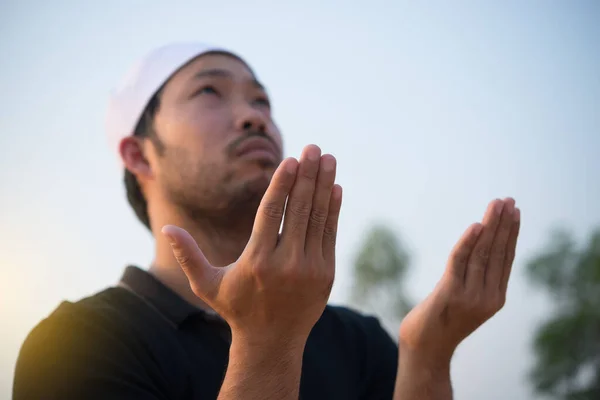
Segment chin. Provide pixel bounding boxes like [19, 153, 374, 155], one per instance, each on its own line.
[229, 160, 277, 201]
[246, 170, 273, 191]
[225, 175, 271, 216]
[240, 160, 277, 179]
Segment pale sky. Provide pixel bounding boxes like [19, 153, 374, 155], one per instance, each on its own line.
[1, 1, 599, 399]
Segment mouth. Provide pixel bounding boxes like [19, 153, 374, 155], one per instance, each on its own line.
[234, 137, 280, 165]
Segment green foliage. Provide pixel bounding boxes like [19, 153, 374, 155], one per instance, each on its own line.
[350, 224, 413, 324]
[526, 227, 600, 399]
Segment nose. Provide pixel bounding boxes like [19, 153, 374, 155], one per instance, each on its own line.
[235, 106, 267, 133]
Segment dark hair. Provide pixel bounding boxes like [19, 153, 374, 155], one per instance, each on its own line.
[123, 51, 248, 231]
[124, 92, 163, 231]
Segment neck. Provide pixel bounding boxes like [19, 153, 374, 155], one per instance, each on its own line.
[148, 202, 255, 311]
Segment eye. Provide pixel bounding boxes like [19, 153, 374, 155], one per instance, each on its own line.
[255, 96, 271, 107]
[196, 85, 219, 96]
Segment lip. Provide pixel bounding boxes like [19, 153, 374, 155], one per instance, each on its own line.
[234, 137, 279, 163]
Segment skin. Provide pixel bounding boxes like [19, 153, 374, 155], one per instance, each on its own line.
[120, 52, 521, 400]
[121, 52, 285, 309]
[395, 198, 520, 398]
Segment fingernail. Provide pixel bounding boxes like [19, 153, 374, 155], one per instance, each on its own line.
[505, 201, 514, 215]
[321, 155, 336, 172]
[285, 158, 298, 173]
[473, 223, 483, 236]
[495, 201, 504, 215]
[514, 208, 520, 222]
[161, 226, 175, 244]
[163, 234, 175, 245]
[304, 145, 320, 161]
[333, 184, 343, 199]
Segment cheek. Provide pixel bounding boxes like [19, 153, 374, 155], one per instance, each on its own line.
[166, 106, 232, 151]
[192, 111, 230, 146]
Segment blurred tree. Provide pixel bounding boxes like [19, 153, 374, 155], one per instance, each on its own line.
[350, 224, 414, 331]
[526, 227, 600, 400]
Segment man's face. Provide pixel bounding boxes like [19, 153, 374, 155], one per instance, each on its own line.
[146, 52, 284, 221]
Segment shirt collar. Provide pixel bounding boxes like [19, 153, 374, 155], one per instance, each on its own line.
[119, 265, 202, 327]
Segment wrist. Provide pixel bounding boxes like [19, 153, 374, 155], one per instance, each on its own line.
[219, 330, 306, 400]
[394, 342, 454, 399]
[398, 342, 453, 378]
[230, 330, 307, 359]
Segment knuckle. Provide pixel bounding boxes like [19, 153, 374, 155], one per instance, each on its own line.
[306, 265, 322, 281]
[246, 245, 264, 263]
[299, 166, 317, 180]
[251, 260, 271, 280]
[479, 295, 502, 316]
[309, 208, 328, 227]
[273, 173, 292, 188]
[480, 298, 494, 314]
[323, 232, 337, 249]
[448, 293, 472, 315]
[483, 303, 498, 317]
[321, 277, 334, 298]
[461, 289, 481, 307]
[467, 293, 483, 310]
[323, 222, 337, 239]
[501, 221, 512, 232]
[491, 246, 506, 261]
[493, 292, 506, 310]
[285, 248, 304, 265]
[325, 267, 335, 283]
[497, 297, 506, 311]
[453, 287, 504, 319]
[311, 267, 334, 295]
[451, 249, 470, 266]
[174, 251, 192, 267]
[289, 201, 312, 218]
[261, 202, 284, 221]
[505, 250, 515, 263]
[474, 246, 490, 264]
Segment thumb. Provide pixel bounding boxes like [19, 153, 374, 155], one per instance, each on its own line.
[161, 225, 222, 303]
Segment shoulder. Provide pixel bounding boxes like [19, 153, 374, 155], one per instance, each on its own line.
[14, 287, 141, 369]
[13, 288, 167, 399]
[15, 286, 160, 365]
[21, 288, 129, 340]
[20, 288, 142, 349]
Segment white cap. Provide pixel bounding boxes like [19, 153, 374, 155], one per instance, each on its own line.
[105, 42, 234, 159]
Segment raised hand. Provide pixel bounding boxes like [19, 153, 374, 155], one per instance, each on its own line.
[399, 198, 521, 362]
[162, 145, 342, 346]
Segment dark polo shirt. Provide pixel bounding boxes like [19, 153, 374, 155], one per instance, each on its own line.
[13, 266, 398, 399]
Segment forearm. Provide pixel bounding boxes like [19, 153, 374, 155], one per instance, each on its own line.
[218, 337, 306, 400]
[393, 346, 453, 400]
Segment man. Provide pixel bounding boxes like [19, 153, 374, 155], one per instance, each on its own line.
[13, 42, 521, 399]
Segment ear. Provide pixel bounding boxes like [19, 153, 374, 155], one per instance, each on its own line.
[119, 136, 152, 179]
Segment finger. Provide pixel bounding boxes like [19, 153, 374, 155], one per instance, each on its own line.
[161, 225, 222, 302]
[280, 145, 321, 250]
[251, 157, 299, 249]
[500, 207, 521, 294]
[465, 199, 505, 289]
[305, 154, 337, 253]
[322, 184, 343, 264]
[446, 223, 483, 284]
[484, 197, 515, 289]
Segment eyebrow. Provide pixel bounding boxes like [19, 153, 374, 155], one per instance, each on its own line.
[193, 68, 265, 90]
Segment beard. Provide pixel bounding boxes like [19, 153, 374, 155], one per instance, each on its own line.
[158, 147, 273, 229]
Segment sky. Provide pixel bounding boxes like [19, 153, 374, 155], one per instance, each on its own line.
[1, 1, 599, 399]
